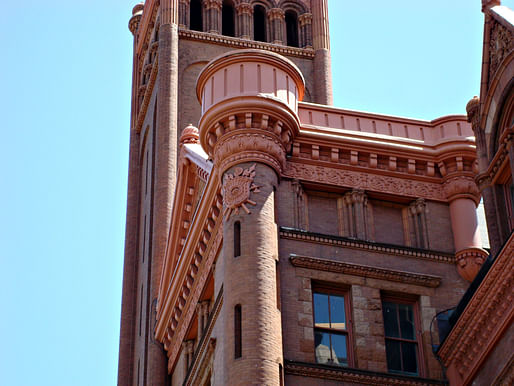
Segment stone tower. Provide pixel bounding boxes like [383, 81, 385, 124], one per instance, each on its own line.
[119, 1, 332, 385]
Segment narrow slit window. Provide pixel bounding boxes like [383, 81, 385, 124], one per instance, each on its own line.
[234, 304, 242, 358]
[253, 5, 267, 42]
[222, 0, 235, 37]
[285, 11, 299, 47]
[190, 0, 203, 32]
[234, 221, 241, 257]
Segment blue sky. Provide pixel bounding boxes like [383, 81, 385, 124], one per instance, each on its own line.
[0, 1, 492, 385]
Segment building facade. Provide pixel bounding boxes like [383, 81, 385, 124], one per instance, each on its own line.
[118, 1, 510, 385]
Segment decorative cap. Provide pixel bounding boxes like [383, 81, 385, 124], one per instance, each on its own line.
[129, 3, 144, 35]
[180, 124, 200, 145]
[132, 2, 145, 15]
[466, 96, 480, 126]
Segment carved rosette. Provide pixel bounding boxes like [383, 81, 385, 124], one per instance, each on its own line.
[196, 49, 305, 177]
[443, 176, 481, 205]
[456, 247, 488, 282]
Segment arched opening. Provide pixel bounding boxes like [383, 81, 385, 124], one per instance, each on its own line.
[285, 10, 299, 47]
[253, 5, 267, 42]
[222, 0, 235, 37]
[190, 0, 203, 32]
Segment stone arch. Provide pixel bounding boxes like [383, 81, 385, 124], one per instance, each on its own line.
[278, 0, 307, 14]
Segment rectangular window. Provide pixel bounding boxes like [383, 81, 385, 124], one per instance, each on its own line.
[234, 305, 242, 358]
[312, 285, 351, 367]
[382, 298, 422, 376]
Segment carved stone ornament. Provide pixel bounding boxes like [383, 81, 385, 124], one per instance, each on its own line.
[489, 21, 514, 84]
[443, 176, 481, 205]
[222, 164, 261, 218]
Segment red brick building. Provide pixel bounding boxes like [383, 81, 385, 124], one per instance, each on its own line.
[118, 1, 512, 385]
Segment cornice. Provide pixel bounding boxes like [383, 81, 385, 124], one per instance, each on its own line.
[280, 228, 456, 264]
[156, 167, 222, 339]
[284, 361, 446, 385]
[438, 233, 514, 384]
[178, 28, 316, 59]
[289, 255, 442, 288]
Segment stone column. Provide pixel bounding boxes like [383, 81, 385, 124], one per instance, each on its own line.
[204, 0, 222, 34]
[235, 2, 252, 39]
[311, 0, 333, 105]
[444, 176, 488, 282]
[467, 97, 502, 254]
[268, 8, 285, 45]
[151, 0, 180, 383]
[298, 13, 313, 49]
[196, 49, 305, 386]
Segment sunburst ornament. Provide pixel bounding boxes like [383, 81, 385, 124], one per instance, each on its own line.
[222, 164, 261, 218]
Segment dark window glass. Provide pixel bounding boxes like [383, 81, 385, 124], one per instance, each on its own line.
[254, 5, 266, 42]
[382, 300, 420, 376]
[190, 0, 203, 32]
[285, 11, 299, 47]
[234, 304, 242, 358]
[222, 0, 235, 37]
[234, 221, 241, 257]
[313, 289, 350, 367]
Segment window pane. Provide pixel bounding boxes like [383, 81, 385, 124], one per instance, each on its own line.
[401, 342, 419, 375]
[314, 293, 330, 328]
[330, 333, 348, 366]
[398, 303, 415, 340]
[382, 302, 400, 338]
[385, 339, 402, 373]
[329, 295, 346, 330]
[314, 331, 331, 364]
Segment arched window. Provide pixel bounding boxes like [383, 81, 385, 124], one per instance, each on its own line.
[285, 10, 299, 47]
[222, 0, 235, 37]
[190, 0, 203, 32]
[254, 5, 267, 42]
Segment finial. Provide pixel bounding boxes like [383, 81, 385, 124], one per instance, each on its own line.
[482, 0, 501, 12]
[466, 96, 480, 125]
[129, 2, 145, 35]
[180, 124, 200, 146]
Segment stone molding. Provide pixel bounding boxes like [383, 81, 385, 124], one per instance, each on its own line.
[178, 28, 316, 58]
[475, 127, 514, 187]
[282, 162, 448, 202]
[280, 228, 456, 264]
[289, 255, 442, 288]
[284, 361, 446, 385]
[455, 247, 489, 282]
[439, 233, 514, 384]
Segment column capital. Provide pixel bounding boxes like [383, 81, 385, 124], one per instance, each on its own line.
[204, 0, 222, 10]
[443, 176, 481, 205]
[267, 8, 285, 20]
[236, 2, 253, 15]
[298, 13, 312, 26]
